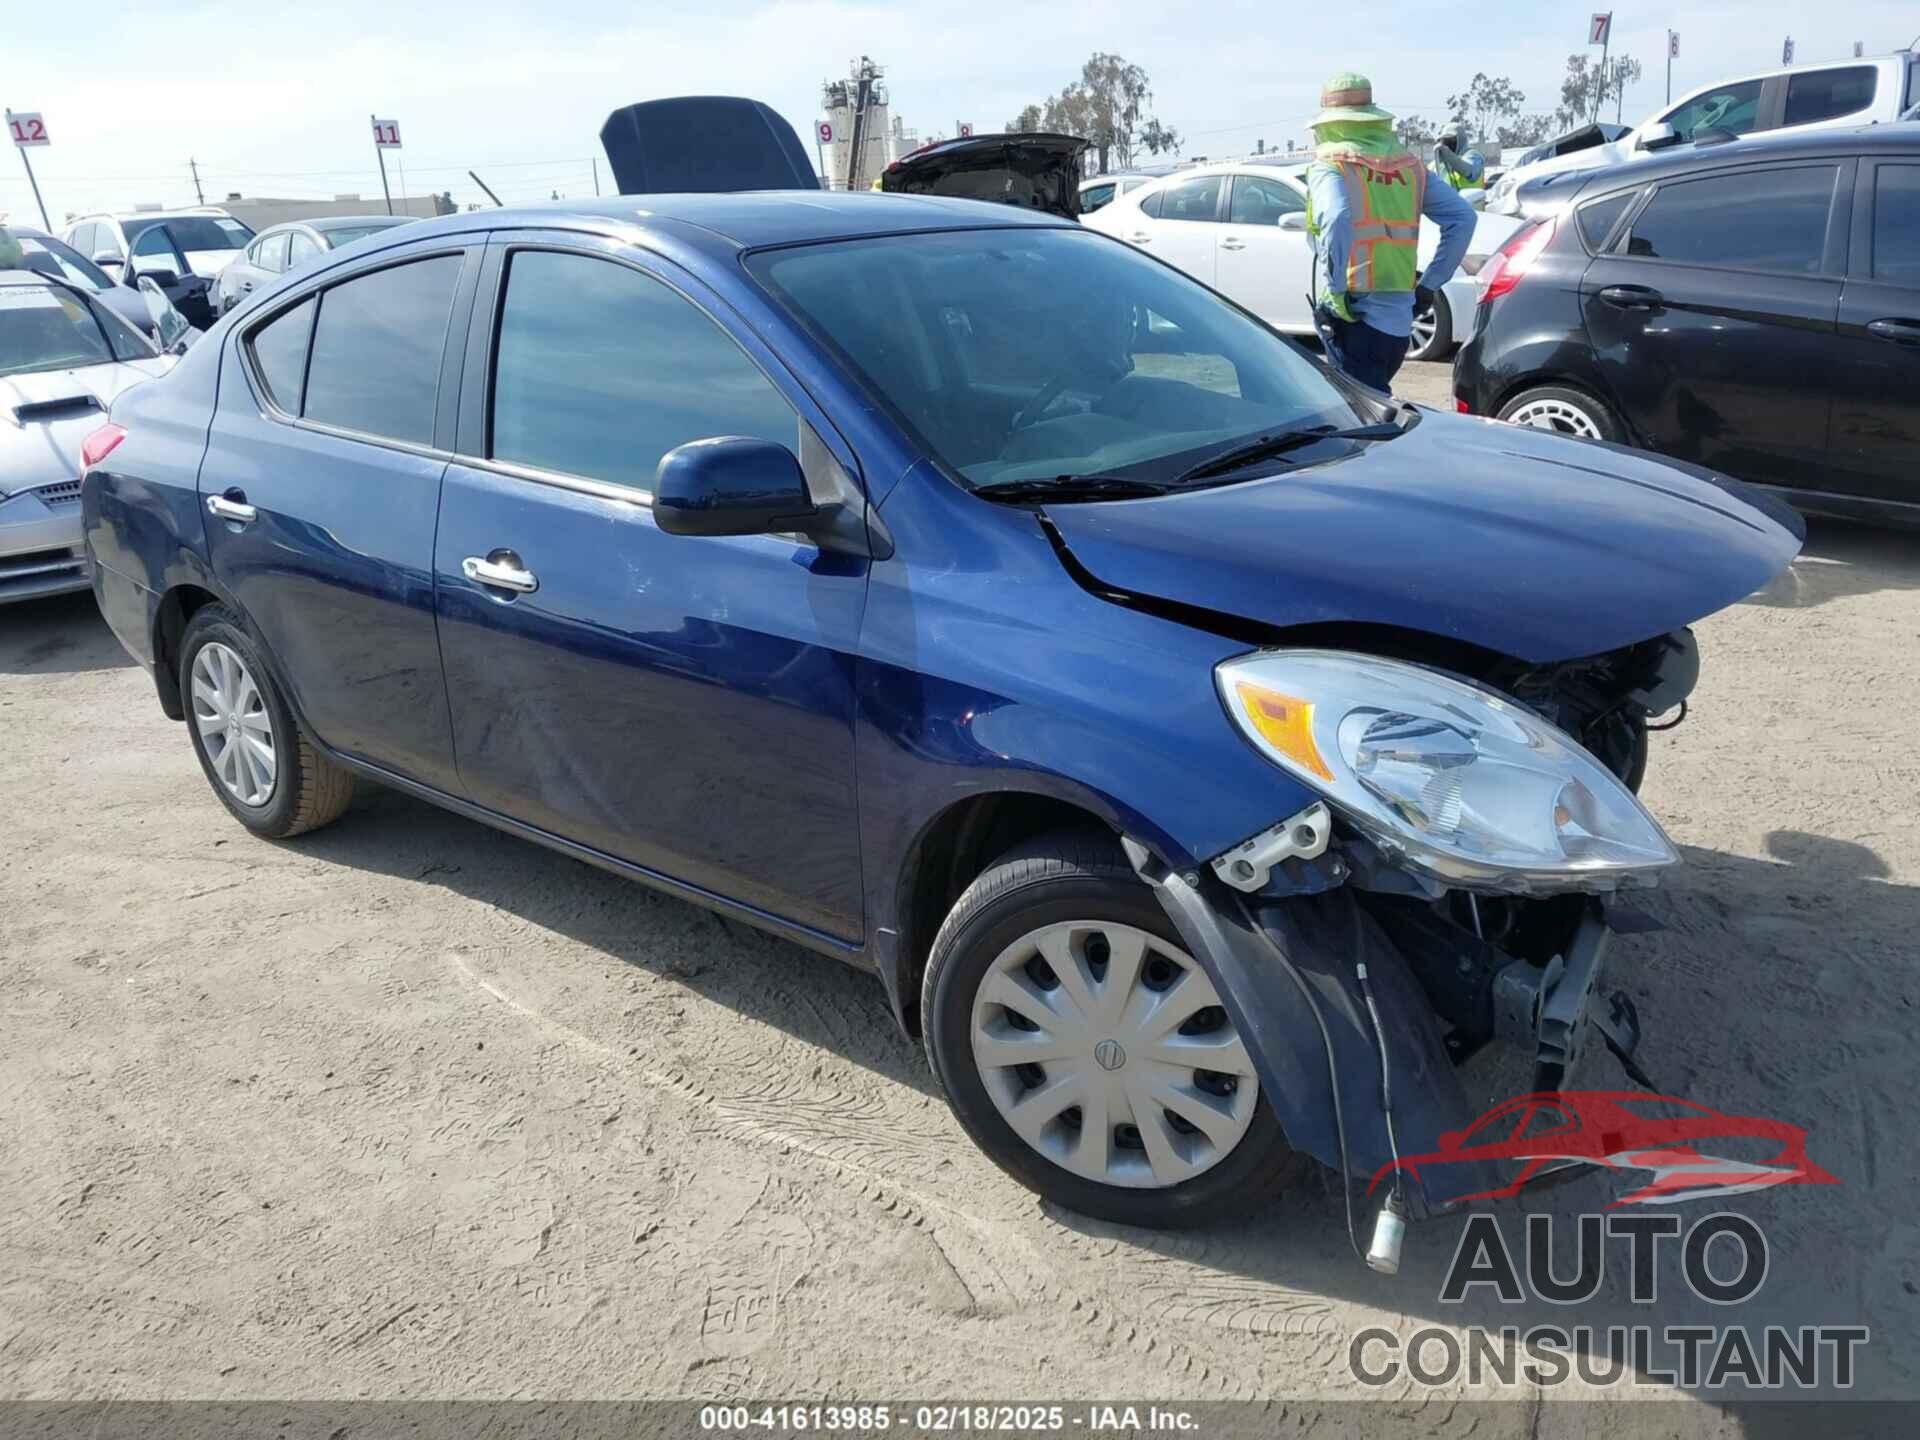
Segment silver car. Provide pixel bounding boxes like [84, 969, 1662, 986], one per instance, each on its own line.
[1, 272, 173, 604]
[213, 215, 415, 317]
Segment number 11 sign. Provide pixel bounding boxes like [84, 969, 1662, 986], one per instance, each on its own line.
[371, 118, 402, 148]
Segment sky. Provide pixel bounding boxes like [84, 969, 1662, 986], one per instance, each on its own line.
[4, 0, 1916, 225]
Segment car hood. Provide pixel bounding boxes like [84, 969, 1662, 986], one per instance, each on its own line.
[1042, 412, 1803, 664]
[1, 357, 172, 495]
[600, 96, 820, 195]
[881, 134, 1089, 218]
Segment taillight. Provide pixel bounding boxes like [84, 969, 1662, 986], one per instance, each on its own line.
[1455, 398, 1471, 413]
[80, 422, 126, 474]
[1478, 218, 1557, 305]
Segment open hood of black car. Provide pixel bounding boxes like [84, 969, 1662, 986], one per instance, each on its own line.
[600, 97, 820, 195]
[880, 134, 1089, 218]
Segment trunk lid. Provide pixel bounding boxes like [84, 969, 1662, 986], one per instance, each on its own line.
[880, 134, 1089, 218]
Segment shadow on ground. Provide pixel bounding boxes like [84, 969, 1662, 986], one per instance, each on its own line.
[304, 783, 1920, 1401]
[1744, 517, 1920, 609]
[0, 592, 134, 676]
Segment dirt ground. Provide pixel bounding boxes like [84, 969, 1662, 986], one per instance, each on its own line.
[3, 362, 1918, 1419]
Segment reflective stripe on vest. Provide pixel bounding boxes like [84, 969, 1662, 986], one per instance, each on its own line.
[1334, 157, 1425, 293]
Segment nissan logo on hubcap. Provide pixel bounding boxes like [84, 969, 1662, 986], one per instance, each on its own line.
[1093, 1038, 1126, 1071]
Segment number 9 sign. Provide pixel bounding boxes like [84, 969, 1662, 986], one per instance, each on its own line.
[8, 112, 50, 147]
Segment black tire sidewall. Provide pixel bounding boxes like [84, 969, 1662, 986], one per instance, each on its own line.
[179, 606, 307, 836]
[1409, 290, 1453, 362]
[1497, 384, 1621, 442]
[925, 868, 1289, 1228]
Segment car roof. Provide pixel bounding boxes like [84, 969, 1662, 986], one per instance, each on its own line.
[1574, 122, 1920, 200]
[73, 208, 237, 223]
[367, 190, 1071, 254]
[308, 215, 409, 232]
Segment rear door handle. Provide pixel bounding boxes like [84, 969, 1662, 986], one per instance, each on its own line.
[1866, 318, 1920, 346]
[1598, 284, 1664, 309]
[462, 552, 539, 594]
[206, 493, 257, 524]
[1220, 236, 1247, 251]
[240, 281, 254, 292]
[1128, 232, 1152, 244]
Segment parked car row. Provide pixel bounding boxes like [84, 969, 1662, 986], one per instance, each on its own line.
[212, 215, 415, 317]
[73, 97, 1801, 1247]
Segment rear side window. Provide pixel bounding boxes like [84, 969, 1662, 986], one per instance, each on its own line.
[1625, 165, 1836, 273]
[1080, 183, 1115, 212]
[302, 255, 461, 445]
[1872, 165, 1920, 285]
[488, 250, 795, 490]
[1159, 175, 1223, 222]
[1661, 79, 1764, 142]
[1575, 192, 1635, 251]
[1137, 188, 1164, 218]
[1783, 66, 1877, 126]
[249, 297, 314, 410]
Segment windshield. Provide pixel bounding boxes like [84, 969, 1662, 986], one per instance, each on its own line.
[0, 284, 156, 377]
[126, 216, 252, 253]
[745, 226, 1359, 489]
[322, 222, 405, 249]
[8, 233, 114, 290]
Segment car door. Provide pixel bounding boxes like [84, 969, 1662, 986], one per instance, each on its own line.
[1130, 173, 1226, 288]
[198, 242, 480, 793]
[1212, 172, 1313, 331]
[1580, 159, 1850, 488]
[1827, 157, 1920, 509]
[432, 235, 869, 943]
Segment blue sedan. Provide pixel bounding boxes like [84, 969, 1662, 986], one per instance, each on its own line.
[77, 116, 1800, 1243]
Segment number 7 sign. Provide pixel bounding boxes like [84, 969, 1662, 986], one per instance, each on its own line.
[371, 118, 402, 148]
[7, 111, 50, 147]
[1589, 12, 1612, 45]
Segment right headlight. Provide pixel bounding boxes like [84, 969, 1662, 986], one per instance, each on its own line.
[1217, 650, 1678, 893]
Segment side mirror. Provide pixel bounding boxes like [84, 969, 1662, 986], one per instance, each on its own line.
[1636, 121, 1679, 152]
[135, 267, 181, 289]
[653, 437, 815, 539]
[1278, 212, 1307, 232]
[137, 276, 193, 351]
[93, 253, 125, 272]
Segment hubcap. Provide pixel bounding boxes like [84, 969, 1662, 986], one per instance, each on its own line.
[190, 641, 277, 807]
[1409, 310, 1438, 354]
[970, 921, 1259, 1189]
[1505, 396, 1602, 438]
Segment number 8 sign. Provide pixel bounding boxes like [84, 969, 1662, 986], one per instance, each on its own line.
[371, 118, 402, 148]
[8, 112, 50, 147]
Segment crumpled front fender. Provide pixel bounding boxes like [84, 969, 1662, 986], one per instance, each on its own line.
[1123, 840, 1503, 1218]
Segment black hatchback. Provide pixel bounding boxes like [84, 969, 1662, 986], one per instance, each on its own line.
[1454, 127, 1920, 525]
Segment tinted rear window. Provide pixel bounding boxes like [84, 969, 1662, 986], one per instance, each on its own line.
[1576, 192, 1635, 251]
[302, 255, 460, 444]
[1873, 165, 1920, 286]
[249, 297, 314, 410]
[1783, 66, 1877, 126]
[1625, 165, 1836, 273]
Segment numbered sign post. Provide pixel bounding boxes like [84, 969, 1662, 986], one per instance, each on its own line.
[5, 110, 52, 229]
[370, 116, 401, 215]
[1588, 13, 1614, 124]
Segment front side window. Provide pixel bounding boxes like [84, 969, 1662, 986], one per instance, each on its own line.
[302, 254, 461, 445]
[1158, 175, 1223, 222]
[249, 296, 314, 410]
[1625, 165, 1836, 273]
[1660, 79, 1764, 142]
[1228, 174, 1305, 225]
[489, 250, 796, 490]
[1872, 165, 1920, 285]
[747, 226, 1361, 491]
[1783, 66, 1877, 126]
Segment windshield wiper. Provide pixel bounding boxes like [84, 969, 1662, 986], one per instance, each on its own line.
[1174, 423, 1404, 483]
[971, 474, 1172, 504]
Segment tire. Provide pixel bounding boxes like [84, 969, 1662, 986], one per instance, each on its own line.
[1406, 290, 1454, 362]
[1496, 384, 1622, 442]
[921, 829, 1307, 1228]
[179, 604, 354, 839]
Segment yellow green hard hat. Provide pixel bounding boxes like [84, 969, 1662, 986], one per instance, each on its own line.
[1311, 71, 1395, 128]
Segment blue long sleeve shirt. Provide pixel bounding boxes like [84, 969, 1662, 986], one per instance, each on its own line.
[1307, 161, 1477, 338]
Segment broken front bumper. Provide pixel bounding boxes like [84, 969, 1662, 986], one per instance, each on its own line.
[1124, 837, 1636, 1219]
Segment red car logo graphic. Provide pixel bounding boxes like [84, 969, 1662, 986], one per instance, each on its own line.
[1370, 1091, 1838, 1207]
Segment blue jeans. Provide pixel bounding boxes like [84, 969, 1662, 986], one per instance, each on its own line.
[1325, 316, 1411, 393]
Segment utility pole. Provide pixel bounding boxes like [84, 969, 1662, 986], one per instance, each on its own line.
[189, 156, 205, 204]
[468, 169, 503, 207]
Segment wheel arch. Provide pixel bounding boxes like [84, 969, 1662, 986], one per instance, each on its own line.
[151, 582, 224, 720]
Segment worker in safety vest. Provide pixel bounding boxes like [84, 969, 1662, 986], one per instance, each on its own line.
[1431, 132, 1485, 191]
[1304, 73, 1475, 391]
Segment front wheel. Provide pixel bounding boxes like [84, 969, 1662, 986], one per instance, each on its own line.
[921, 831, 1305, 1228]
[1496, 384, 1622, 442]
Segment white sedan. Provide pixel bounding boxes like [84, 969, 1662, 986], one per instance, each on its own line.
[1081, 160, 1519, 361]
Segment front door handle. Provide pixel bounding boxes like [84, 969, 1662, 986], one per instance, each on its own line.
[1866, 318, 1920, 346]
[206, 492, 257, 524]
[1598, 284, 1664, 310]
[462, 552, 539, 594]
[241, 280, 254, 292]
[1127, 232, 1152, 244]
[1220, 236, 1247, 251]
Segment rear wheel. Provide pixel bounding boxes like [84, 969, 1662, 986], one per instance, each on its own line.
[1497, 384, 1621, 442]
[180, 605, 354, 839]
[1406, 290, 1454, 362]
[921, 830, 1305, 1228]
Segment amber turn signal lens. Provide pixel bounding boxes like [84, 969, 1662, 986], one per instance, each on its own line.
[1233, 680, 1332, 781]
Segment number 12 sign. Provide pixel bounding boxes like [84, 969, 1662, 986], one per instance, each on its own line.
[371, 119, 402, 149]
[8, 112, 50, 147]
